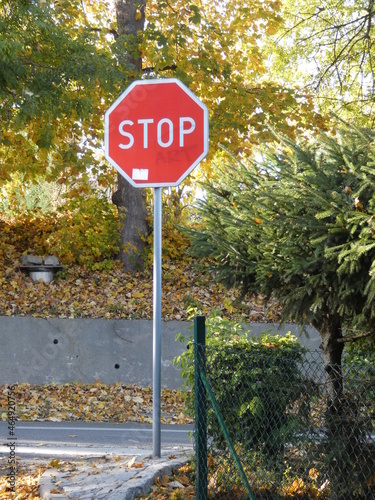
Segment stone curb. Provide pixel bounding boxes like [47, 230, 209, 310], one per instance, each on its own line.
[107, 455, 191, 500]
[39, 453, 191, 500]
[39, 469, 67, 499]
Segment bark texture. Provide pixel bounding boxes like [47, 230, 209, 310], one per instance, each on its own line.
[112, 174, 149, 271]
[115, 0, 145, 73]
[112, 0, 148, 271]
[314, 314, 354, 500]
[314, 313, 344, 414]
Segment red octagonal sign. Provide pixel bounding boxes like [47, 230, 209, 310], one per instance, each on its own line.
[104, 78, 209, 188]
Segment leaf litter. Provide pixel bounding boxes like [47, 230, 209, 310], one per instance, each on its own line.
[0, 260, 281, 498]
[0, 381, 192, 425]
[0, 261, 281, 322]
[0, 381, 193, 499]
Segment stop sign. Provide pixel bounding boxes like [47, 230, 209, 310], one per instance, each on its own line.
[104, 78, 209, 188]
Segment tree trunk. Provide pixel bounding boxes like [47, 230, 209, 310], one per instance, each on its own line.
[115, 0, 145, 74]
[112, 174, 149, 271]
[316, 313, 344, 414]
[314, 314, 357, 500]
[112, 0, 148, 271]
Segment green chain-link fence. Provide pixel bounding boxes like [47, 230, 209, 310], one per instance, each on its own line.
[194, 317, 375, 499]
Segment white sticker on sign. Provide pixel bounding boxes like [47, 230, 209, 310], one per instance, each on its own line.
[132, 169, 149, 180]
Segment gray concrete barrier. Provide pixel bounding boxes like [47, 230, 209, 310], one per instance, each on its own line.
[0, 317, 321, 388]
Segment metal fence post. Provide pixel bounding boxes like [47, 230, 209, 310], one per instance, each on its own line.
[194, 315, 207, 500]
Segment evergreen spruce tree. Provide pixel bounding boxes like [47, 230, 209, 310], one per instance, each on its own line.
[190, 126, 375, 411]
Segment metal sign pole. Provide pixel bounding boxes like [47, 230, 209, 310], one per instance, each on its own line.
[153, 187, 162, 458]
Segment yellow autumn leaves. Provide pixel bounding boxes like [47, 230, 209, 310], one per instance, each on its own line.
[0, 261, 282, 322]
[0, 382, 192, 425]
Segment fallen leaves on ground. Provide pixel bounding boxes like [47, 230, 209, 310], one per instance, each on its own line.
[0, 261, 282, 322]
[0, 459, 47, 499]
[138, 463, 196, 499]
[0, 456, 123, 500]
[0, 452, 196, 500]
[0, 249, 282, 500]
[0, 381, 192, 424]
[0, 381, 193, 499]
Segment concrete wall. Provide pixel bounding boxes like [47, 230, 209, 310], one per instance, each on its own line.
[0, 317, 321, 388]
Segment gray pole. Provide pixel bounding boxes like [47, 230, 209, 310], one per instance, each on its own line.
[153, 187, 162, 458]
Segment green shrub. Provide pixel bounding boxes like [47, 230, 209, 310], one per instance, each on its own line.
[343, 337, 375, 386]
[174, 311, 306, 455]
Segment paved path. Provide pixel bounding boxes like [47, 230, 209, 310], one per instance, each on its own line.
[39, 451, 192, 499]
[0, 421, 193, 457]
[0, 421, 194, 499]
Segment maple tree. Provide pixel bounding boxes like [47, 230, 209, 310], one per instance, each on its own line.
[1, 0, 327, 271]
[98, 0, 327, 269]
[110, 0, 149, 270]
[0, 0, 120, 192]
[142, 0, 326, 160]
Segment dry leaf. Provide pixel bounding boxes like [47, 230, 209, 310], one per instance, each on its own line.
[131, 461, 144, 469]
[176, 474, 190, 486]
[132, 396, 144, 404]
[49, 459, 62, 468]
[161, 475, 170, 486]
[0, 382, 193, 425]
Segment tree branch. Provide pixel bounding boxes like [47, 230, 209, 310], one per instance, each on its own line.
[366, 0, 374, 38]
[297, 13, 370, 45]
[143, 64, 177, 73]
[337, 329, 375, 344]
[315, 28, 370, 91]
